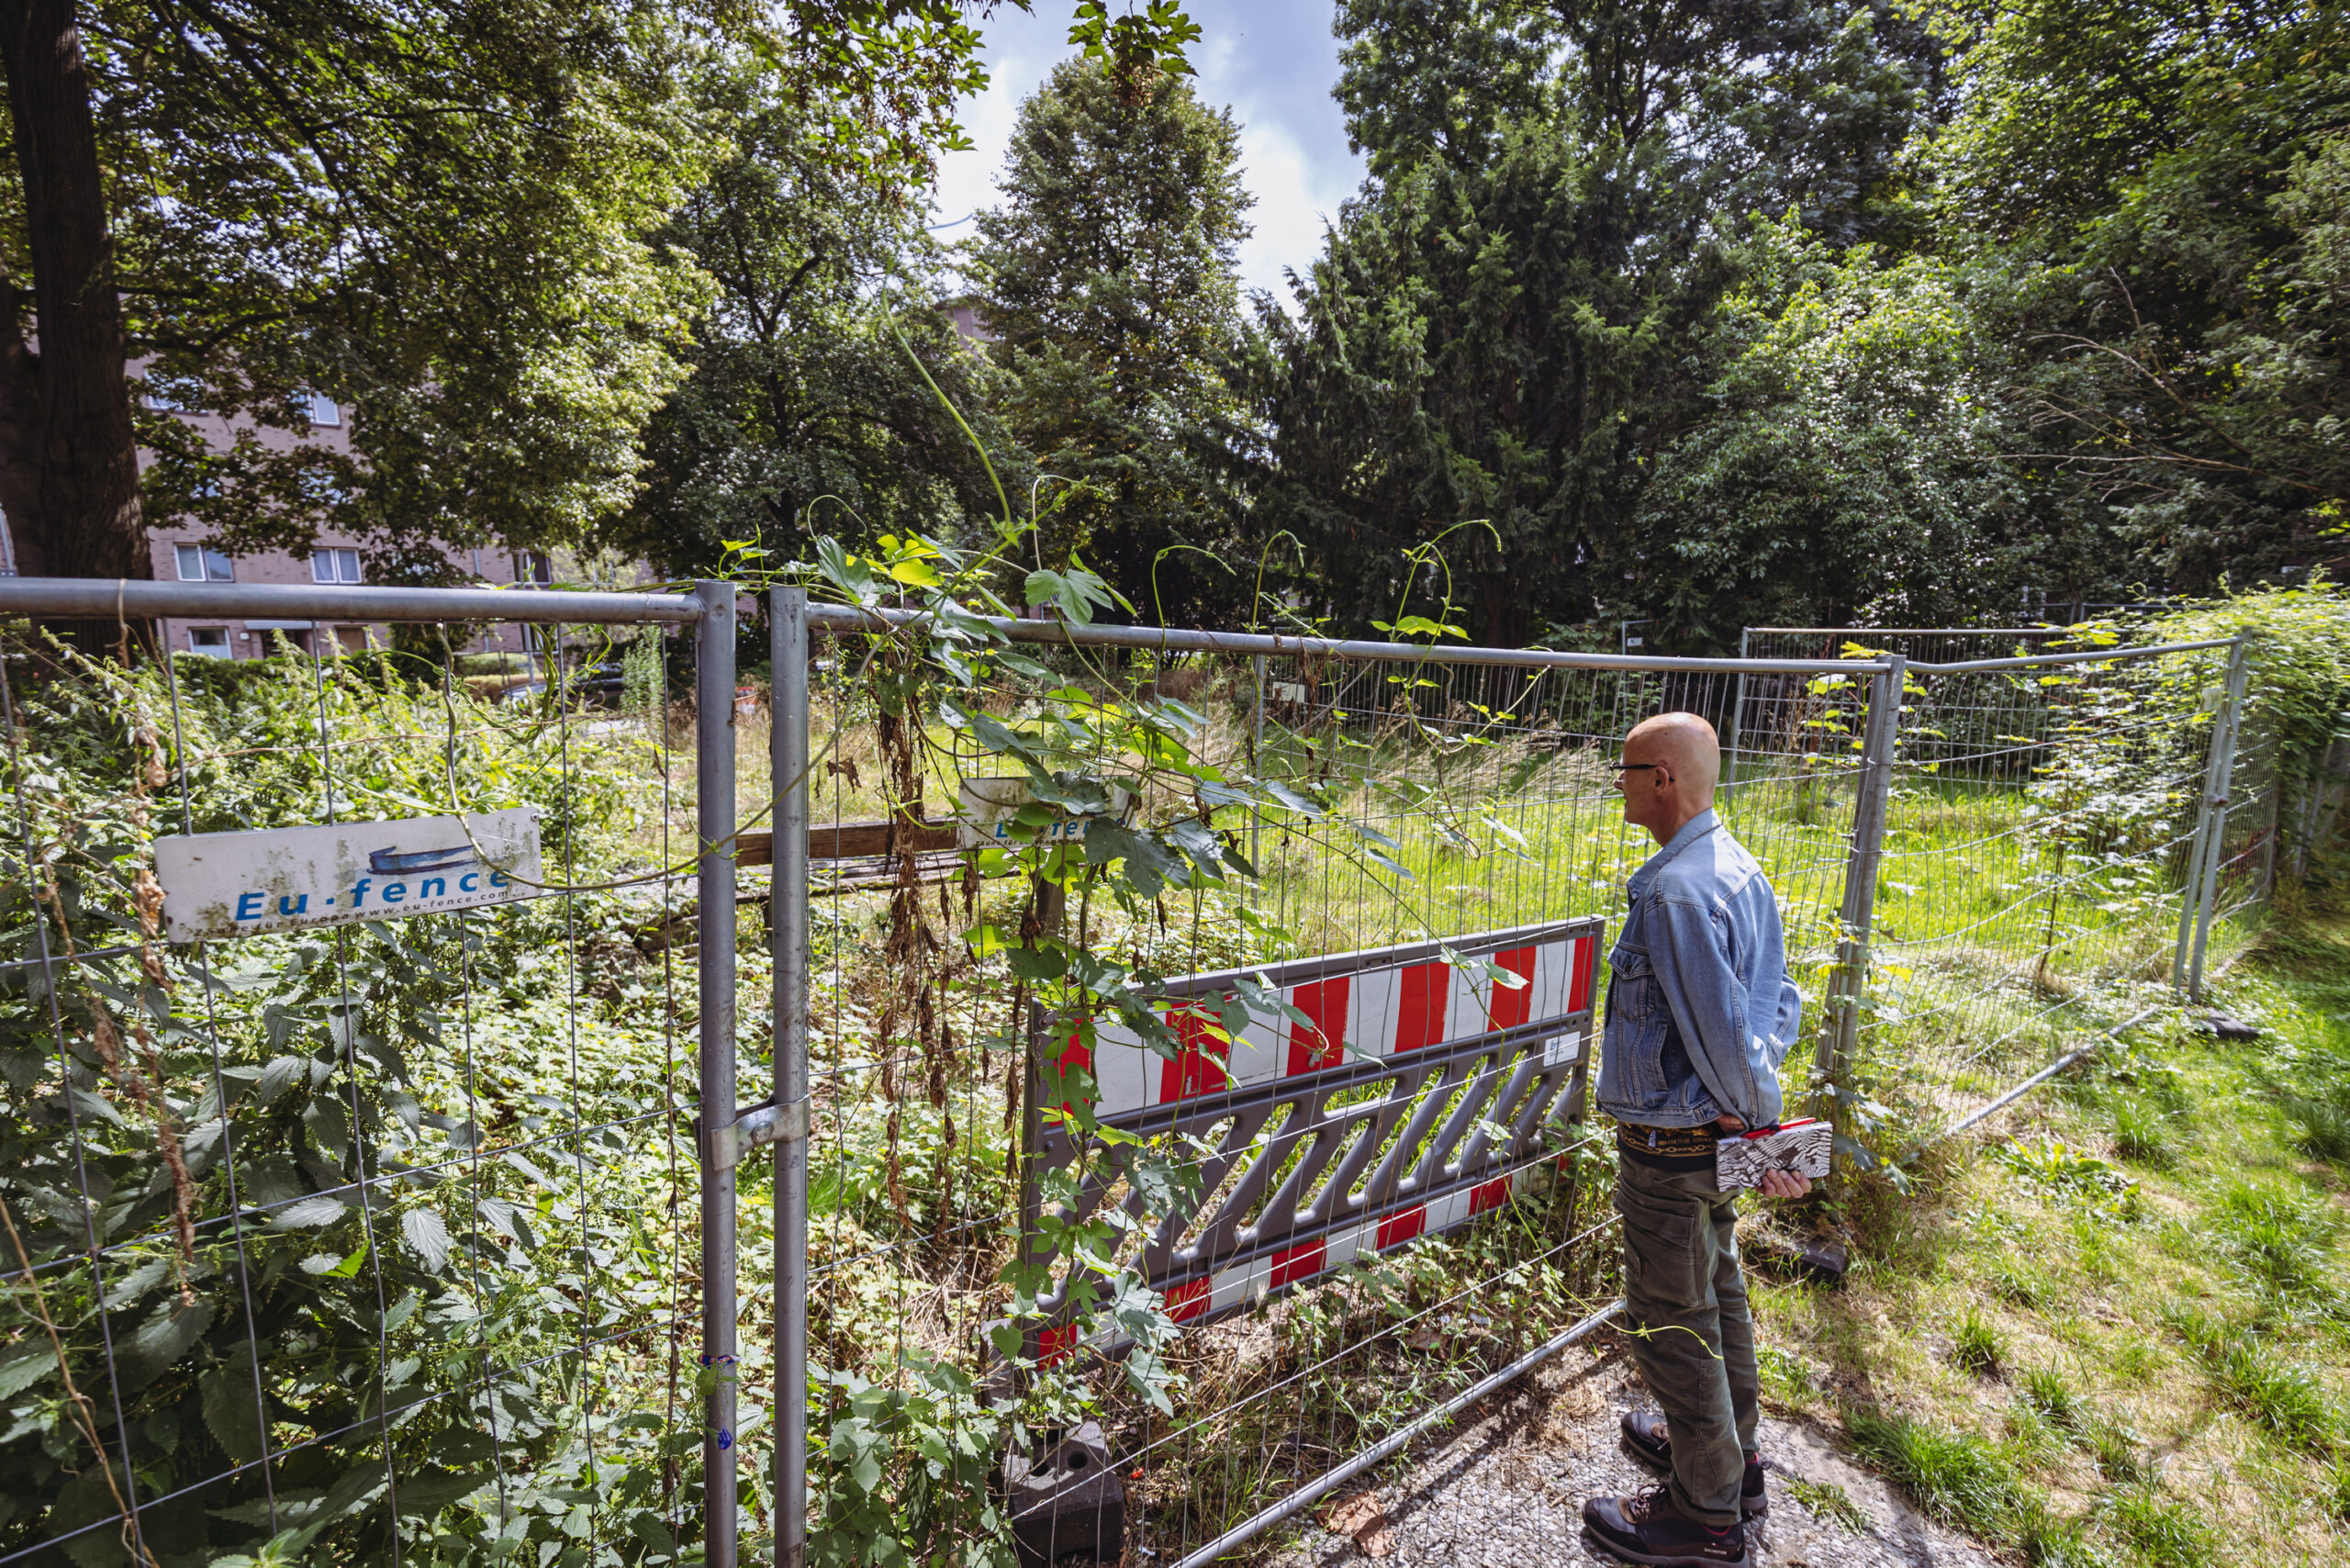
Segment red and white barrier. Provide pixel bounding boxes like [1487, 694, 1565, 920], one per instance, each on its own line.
[1057, 931, 1598, 1119]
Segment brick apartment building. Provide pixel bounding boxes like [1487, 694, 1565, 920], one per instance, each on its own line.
[0, 386, 553, 662]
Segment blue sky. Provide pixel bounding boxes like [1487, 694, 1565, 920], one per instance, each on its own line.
[927, 1, 1368, 304]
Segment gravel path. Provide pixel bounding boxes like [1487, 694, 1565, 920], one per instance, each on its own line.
[1266, 1331, 2001, 1568]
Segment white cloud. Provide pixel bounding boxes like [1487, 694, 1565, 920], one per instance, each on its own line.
[1234, 120, 1338, 308]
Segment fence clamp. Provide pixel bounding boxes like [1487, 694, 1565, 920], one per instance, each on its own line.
[695, 1094, 811, 1170]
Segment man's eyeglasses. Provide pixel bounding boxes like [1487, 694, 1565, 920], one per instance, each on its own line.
[1614, 761, 1669, 778]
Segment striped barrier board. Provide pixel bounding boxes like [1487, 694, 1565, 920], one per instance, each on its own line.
[1023, 915, 1605, 1361]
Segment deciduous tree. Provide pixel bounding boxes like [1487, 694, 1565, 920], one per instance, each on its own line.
[601, 64, 1027, 579]
[0, 0, 1203, 592]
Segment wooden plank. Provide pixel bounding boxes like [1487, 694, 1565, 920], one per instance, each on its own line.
[734, 819, 960, 868]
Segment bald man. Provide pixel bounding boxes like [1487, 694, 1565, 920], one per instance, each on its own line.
[1580, 712, 1805, 1568]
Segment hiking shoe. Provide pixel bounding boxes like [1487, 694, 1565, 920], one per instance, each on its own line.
[1618, 1411, 1768, 1518]
[1582, 1486, 1750, 1566]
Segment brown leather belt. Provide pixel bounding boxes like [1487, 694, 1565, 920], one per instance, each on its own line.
[1615, 1119, 1719, 1168]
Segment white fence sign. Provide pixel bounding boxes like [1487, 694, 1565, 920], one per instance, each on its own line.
[155, 809, 543, 942]
[955, 777, 1136, 851]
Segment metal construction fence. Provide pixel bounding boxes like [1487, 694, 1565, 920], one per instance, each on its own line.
[1734, 630, 2259, 1137]
[0, 577, 750, 1568]
[0, 579, 2276, 1568]
[768, 602, 2259, 1568]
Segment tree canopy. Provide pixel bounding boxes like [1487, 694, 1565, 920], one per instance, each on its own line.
[2, 0, 1203, 589]
[18, 0, 2332, 644]
[597, 62, 1022, 581]
[1237, 0, 1941, 644]
[1218, 0, 2349, 647]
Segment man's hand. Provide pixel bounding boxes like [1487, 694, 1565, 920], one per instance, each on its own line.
[1717, 1114, 1812, 1199]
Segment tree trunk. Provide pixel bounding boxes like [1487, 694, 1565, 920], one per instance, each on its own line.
[0, 0, 146, 588]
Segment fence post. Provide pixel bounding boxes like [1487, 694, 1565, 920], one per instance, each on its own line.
[2187, 636, 2252, 1000]
[1818, 656, 1903, 1111]
[1249, 654, 1267, 873]
[2171, 639, 2243, 994]
[694, 580, 740, 1568]
[771, 587, 811, 1568]
[1725, 629, 1748, 791]
[1014, 877, 1067, 1365]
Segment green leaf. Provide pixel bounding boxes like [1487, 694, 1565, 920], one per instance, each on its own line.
[271, 1194, 349, 1228]
[128, 1296, 214, 1378]
[0, 1345, 51, 1400]
[401, 1208, 452, 1272]
[1165, 819, 1226, 884]
[1085, 820, 1183, 900]
[203, 1361, 268, 1464]
[1006, 946, 1069, 982]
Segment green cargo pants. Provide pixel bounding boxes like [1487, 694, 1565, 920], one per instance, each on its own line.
[1615, 1153, 1761, 1529]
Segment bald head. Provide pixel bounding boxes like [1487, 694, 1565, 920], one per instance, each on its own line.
[1626, 712, 1721, 801]
[1617, 712, 1719, 844]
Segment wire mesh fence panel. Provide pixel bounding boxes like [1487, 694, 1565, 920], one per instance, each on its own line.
[1730, 629, 2084, 794]
[0, 590, 730, 1567]
[1852, 642, 2237, 1131]
[2210, 703, 2280, 933]
[1740, 626, 2076, 666]
[778, 625, 1886, 1567]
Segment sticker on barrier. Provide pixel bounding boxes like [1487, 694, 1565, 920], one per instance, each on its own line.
[1024, 915, 1604, 1358]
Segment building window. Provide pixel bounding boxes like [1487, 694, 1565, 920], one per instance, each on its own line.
[174, 543, 234, 582]
[187, 628, 231, 658]
[141, 376, 201, 414]
[305, 392, 341, 427]
[311, 548, 362, 585]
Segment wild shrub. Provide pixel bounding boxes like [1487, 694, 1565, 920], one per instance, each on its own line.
[0, 642, 692, 1563]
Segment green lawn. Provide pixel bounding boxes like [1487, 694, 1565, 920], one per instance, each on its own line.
[1744, 902, 2350, 1565]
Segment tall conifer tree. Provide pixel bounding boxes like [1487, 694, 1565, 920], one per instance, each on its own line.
[1246, 0, 1938, 646]
[972, 57, 1253, 625]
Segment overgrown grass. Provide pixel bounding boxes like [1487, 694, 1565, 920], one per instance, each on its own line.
[1747, 908, 2350, 1562]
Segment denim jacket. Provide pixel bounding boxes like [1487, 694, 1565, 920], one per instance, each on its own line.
[1596, 809, 1803, 1130]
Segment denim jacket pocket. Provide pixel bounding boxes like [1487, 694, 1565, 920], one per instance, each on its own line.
[1607, 942, 1655, 1019]
[1604, 942, 1666, 1101]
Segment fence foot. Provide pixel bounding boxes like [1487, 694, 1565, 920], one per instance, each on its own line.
[1006, 1422, 1124, 1567]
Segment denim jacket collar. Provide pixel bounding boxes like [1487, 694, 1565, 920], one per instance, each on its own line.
[1627, 808, 1720, 902]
